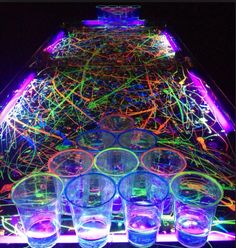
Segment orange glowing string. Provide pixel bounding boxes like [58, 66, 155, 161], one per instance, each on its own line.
[141, 108, 155, 129]
[129, 106, 157, 116]
[0, 184, 13, 194]
[10, 118, 63, 140]
[196, 137, 208, 151]
[220, 197, 235, 211]
[145, 73, 154, 97]
[153, 118, 171, 135]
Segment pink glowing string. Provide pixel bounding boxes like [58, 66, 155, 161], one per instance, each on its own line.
[0, 232, 234, 243]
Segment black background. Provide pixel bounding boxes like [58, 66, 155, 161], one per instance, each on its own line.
[0, 2, 235, 106]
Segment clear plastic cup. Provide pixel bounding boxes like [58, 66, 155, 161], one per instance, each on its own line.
[99, 113, 135, 133]
[118, 171, 169, 247]
[11, 173, 64, 248]
[65, 173, 116, 248]
[117, 128, 157, 156]
[76, 129, 116, 152]
[94, 147, 139, 214]
[94, 147, 139, 180]
[141, 147, 187, 214]
[48, 149, 93, 214]
[170, 171, 224, 248]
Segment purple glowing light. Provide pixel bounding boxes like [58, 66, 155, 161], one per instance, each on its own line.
[0, 231, 234, 243]
[82, 20, 106, 26]
[163, 31, 180, 52]
[128, 19, 145, 26]
[83, 19, 145, 28]
[44, 31, 65, 53]
[0, 73, 35, 124]
[189, 71, 234, 133]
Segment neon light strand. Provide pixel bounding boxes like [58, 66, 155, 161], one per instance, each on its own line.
[188, 71, 234, 133]
[0, 73, 35, 125]
[0, 232, 234, 243]
[162, 31, 180, 52]
[44, 31, 65, 53]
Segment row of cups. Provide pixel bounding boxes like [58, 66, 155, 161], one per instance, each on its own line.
[11, 146, 223, 248]
[11, 114, 223, 248]
[76, 128, 157, 152]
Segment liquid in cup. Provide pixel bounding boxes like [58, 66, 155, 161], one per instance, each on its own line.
[48, 149, 94, 215]
[65, 173, 116, 248]
[170, 171, 224, 248]
[11, 173, 64, 248]
[118, 171, 169, 247]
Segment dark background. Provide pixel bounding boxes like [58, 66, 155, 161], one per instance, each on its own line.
[0, 2, 235, 106]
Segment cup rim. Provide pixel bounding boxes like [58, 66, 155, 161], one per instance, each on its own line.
[169, 171, 224, 208]
[65, 172, 116, 208]
[140, 147, 187, 177]
[117, 128, 157, 151]
[118, 171, 169, 206]
[76, 129, 117, 151]
[94, 147, 139, 177]
[99, 113, 135, 133]
[11, 172, 64, 206]
[47, 148, 94, 178]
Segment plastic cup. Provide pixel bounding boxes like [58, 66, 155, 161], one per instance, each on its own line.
[76, 129, 116, 153]
[65, 173, 116, 248]
[94, 147, 139, 214]
[141, 147, 187, 214]
[11, 173, 64, 248]
[94, 147, 139, 181]
[117, 128, 157, 156]
[48, 149, 94, 214]
[118, 171, 169, 247]
[99, 113, 135, 133]
[170, 171, 224, 248]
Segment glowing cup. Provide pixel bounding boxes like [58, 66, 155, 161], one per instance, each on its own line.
[65, 173, 116, 248]
[11, 173, 64, 248]
[141, 147, 187, 214]
[118, 171, 169, 247]
[94, 147, 139, 213]
[99, 113, 135, 133]
[170, 171, 223, 248]
[76, 129, 116, 153]
[48, 149, 93, 214]
[117, 128, 157, 156]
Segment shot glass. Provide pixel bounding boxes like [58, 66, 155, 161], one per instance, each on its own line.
[141, 147, 187, 214]
[99, 113, 135, 133]
[11, 173, 64, 248]
[94, 147, 139, 213]
[48, 149, 94, 215]
[118, 171, 169, 247]
[65, 173, 116, 248]
[170, 171, 224, 248]
[76, 129, 116, 153]
[117, 128, 157, 157]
